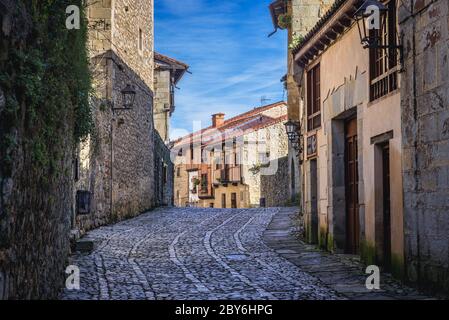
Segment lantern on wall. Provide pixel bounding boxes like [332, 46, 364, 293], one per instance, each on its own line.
[284, 120, 303, 159]
[112, 84, 137, 112]
[121, 84, 136, 109]
[354, 0, 388, 49]
[284, 120, 299, 141]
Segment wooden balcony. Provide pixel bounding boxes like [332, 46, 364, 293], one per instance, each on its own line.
[214, 165, 242, 185]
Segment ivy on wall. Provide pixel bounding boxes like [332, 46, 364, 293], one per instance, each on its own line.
[0, 0, 92, 180]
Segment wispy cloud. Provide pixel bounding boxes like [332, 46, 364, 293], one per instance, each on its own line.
[155, 0, 287, 139]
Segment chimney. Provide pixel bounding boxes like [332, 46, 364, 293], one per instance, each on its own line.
[212, 113, 225, 127]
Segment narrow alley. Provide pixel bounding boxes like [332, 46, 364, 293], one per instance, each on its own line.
[61, 207, 429, 300]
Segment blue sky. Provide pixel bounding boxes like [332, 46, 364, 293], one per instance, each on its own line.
[155, 0, 287, 139]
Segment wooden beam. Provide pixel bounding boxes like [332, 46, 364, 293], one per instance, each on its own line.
[315, 42, 325, 51]
[326, 30, 338, 40]
[293, 0, 359, 62]
[331, 24, 344, 34]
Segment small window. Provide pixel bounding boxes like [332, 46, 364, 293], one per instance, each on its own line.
[201, 174, 208, 192]
[210, 203, 214, 208]
[307, 63, 321, 131]
[138, 28, 143, 51]
[74, 154, 80, 182]
[177, 167, 181, 177]
[231, 193, 237, 208]
[162, 164, 167, 184]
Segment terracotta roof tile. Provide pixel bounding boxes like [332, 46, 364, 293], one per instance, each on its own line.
[154, 52, 189, 69]
[172, 101, 287, 148]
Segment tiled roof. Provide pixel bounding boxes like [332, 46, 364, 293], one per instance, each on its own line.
[154, 52, 189, 69]
[154, 52, 189, 84]
[203, 114, 288, 146]
[172, 101, 287, 147]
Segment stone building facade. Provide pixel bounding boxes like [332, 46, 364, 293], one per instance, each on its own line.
[73, 0, 156, 236]
[269, 0, 334, 204]
[280, 0, 449, 293]
[172, 102, 289, 208]
[154, 132, 174, 207]
[289, 0, 405, 277]
[154, 53, 189, 143]
[399, 0, 449, 293]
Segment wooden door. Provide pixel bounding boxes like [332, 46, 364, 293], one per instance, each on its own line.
[345, 118, 359, 254]
[231, 193, 237, 208]
[310, 159, 318, 244]
[382, 144, 391, 270]
[221, 193, 226, 208]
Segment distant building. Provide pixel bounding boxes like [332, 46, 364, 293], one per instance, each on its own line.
[153, 53, 189, 207]
[153, 52, 189, 143]
[172, 102, 289, 208]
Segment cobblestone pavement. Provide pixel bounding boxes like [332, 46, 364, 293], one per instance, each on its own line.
[61, 207, 431, 300]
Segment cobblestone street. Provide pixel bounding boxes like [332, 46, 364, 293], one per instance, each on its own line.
[61, 207, 430, 300]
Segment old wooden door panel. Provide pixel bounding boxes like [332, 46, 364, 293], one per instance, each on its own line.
[345, 118, 359, 254]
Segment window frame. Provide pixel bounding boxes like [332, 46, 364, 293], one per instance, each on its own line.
[306, 63, 321, 132]
[369, 0, 399, 101]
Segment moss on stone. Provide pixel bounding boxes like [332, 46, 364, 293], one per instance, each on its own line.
[360, 240, 376, 266]
[391, 253, 405, 280]
[326, 233, 334, 253]
[319, 227, 327, 250]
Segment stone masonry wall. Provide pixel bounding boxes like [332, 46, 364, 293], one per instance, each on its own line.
[286, 1, 334, 204]
[154, 131, 174, 207]
[244, 121, 289, 207]
[260, 122, 290, 207]
[153, 68, 170, 142]
[399, 0, 449, 292]
[0, 0, 89, 299]
[261, 156, 290, 207]
[74, 0, 155, 236]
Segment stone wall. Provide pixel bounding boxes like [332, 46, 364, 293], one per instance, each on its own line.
[399, 0, 449, 292]
[154, 68, 170, 142]
[74, 0, 155, 236]
[174, 162, 189, 207]
[75, 50, 155, 235]
[243, 121, 290, 207]
[285, 1, 335, 205]
[154, 131, 174, 207]
[261, 156, 290, 207]
[0, 0, 89, 299]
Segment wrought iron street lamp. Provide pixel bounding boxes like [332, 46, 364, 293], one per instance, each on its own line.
[284, 120, 299, 141]
[112, 84, 137, 112]
[354, 0, 403, 64]
[284, 120, 303, 159]
[354, 0, 388, 49]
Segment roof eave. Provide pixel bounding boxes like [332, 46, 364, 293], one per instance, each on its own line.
[293, 0, 360, 66]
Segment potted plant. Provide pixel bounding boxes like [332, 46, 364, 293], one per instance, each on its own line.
[277, 13, 291, 30]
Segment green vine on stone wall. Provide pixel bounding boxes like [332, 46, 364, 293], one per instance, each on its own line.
[0, 0, 93, 179]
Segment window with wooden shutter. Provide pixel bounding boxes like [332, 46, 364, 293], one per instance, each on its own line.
[307, 63, 321, 131]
